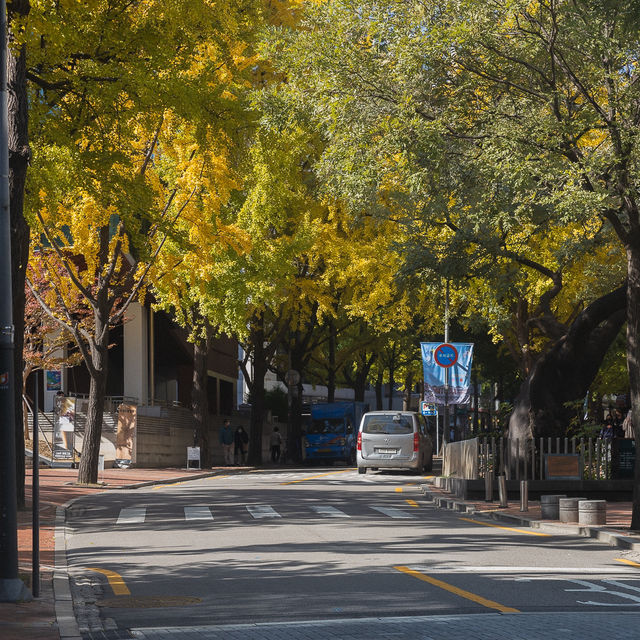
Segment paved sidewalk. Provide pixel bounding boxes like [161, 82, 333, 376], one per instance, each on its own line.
[0, 465, 244, 640]
[421, 479, 640, 550]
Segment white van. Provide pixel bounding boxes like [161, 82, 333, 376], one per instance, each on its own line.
[356, 411, 433, 475]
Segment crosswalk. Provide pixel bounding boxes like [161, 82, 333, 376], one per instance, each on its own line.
[113, 503, 418, 525]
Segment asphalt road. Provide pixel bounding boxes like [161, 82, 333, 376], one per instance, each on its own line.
[65, 468, 640, 638]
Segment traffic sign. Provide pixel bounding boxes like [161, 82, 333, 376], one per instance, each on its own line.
[420, 401, 437, 416]
[434, 343, 458, 368]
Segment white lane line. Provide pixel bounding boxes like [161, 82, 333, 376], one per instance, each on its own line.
[370, 506, 416, 519]
[246, 505, 281, 519]
[311, 506, 351, 518]
[184, 506, 214, 521]
[116, 507, 146, 525]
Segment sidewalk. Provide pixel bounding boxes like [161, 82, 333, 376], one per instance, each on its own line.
[421, 478, 640, 550]
[0, 464, 242, 640]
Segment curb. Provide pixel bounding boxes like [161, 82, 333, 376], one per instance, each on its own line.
[420, 483, 640, 552]
[54, 501, 82, 640]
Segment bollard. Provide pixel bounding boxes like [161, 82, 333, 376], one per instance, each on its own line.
[540, 494, 567, 520]
[485, 473, 494, 502]
[559, 497, 584, 523]
[498, 475, 508, 508]
[520, 480, 528, 512]
[579, 500, 606, 526]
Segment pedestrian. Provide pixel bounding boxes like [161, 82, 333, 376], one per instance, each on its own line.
[623, 409, 634, 439]
[613, 408, 626, 438]
[219, 419, 234, 466]
[599, 419, 615, 439]
[234, 425, 249, 465]
[270, 427, 283, 464]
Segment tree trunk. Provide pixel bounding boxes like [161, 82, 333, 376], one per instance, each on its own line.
[509, 286, 627, 444]
[627, 249, 640, 530]
[77, 317, 109, 484]
[8, 35, 30, 507]
[375, 372, 383, 410]
[402, 372, 413, 411]
[327, 319, 336, 403]
[387, 364, 395, 410]
[192, 333, 211, 467]
[247, 323, 266, 466]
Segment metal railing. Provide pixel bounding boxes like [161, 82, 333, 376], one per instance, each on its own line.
[478, 436, 617, 481]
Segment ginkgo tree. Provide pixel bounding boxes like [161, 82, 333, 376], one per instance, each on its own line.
[22, 0, 262, 484]
[265, 0, 640, 521]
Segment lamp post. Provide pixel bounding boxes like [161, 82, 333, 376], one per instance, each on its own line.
[0, 0, 29, 601]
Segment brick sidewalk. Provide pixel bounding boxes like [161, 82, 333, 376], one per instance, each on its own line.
[0, 465, 235, 640]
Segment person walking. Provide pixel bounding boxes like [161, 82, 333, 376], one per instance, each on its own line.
[270, 427, 283, 464]
[234, 425, 249, 465]
[219, 419, 234, 466]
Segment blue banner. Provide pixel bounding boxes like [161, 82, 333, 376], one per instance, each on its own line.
[421, 342, 474, 406]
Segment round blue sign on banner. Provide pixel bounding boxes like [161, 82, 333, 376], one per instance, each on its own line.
[434, 343, 458, 368]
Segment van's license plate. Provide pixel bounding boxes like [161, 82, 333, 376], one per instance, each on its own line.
[376, 448, 398, 454]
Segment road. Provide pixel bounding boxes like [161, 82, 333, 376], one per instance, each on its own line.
[65, 468, 640, 639]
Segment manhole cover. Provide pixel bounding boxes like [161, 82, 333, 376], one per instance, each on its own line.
[97, 595, 202, 608]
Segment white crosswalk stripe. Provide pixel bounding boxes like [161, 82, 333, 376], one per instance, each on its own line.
[310, 506, 351, 518]
[184, 506, 214, 521]
[114, 502, 423, 524]
[370, 506, 416, 519]
[246, 505, 281, 519]
[116, 507, 146, 524]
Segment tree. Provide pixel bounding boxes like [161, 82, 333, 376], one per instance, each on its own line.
[23, 0, 259, 484]
[266, 0, 640, 523]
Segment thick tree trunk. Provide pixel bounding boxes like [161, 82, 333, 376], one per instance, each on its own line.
[192, 334, 211, 467]
[8, 37, 29, 507]
[627, 250, 640, 530]
[509, 286, 627, 443]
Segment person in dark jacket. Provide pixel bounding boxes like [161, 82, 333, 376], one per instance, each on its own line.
[234, 425, 249, 465]
[219, 419, 234, 466]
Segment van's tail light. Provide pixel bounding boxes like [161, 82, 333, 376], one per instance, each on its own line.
[357, 432, 362, 451]
[413, 432, 419, 452]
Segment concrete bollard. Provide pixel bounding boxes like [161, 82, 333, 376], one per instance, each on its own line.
[540, 494, 567, 520]
[579, 500, 607, 526]
[520, 480, 529, 512]
[498, 475, 508, 508]
[559, 497, 584, 523]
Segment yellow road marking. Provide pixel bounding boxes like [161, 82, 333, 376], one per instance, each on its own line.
[459, 517, 551, 537]
[394, 566, 519, 613]
[281, 470, 352, 485]
[152, 481, 186, 491]
[87, 567, 131, 596]
[405, 499, 419, 508]
[616, 558, 640, 568]
[395, 487, 403, 493]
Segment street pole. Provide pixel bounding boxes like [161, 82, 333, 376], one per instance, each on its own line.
[443, 279, 450, 446]
[0, 0, 29, 601]
[32, 371, 40, 598]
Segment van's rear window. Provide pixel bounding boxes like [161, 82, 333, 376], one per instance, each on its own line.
[362, 415, 412, 434]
